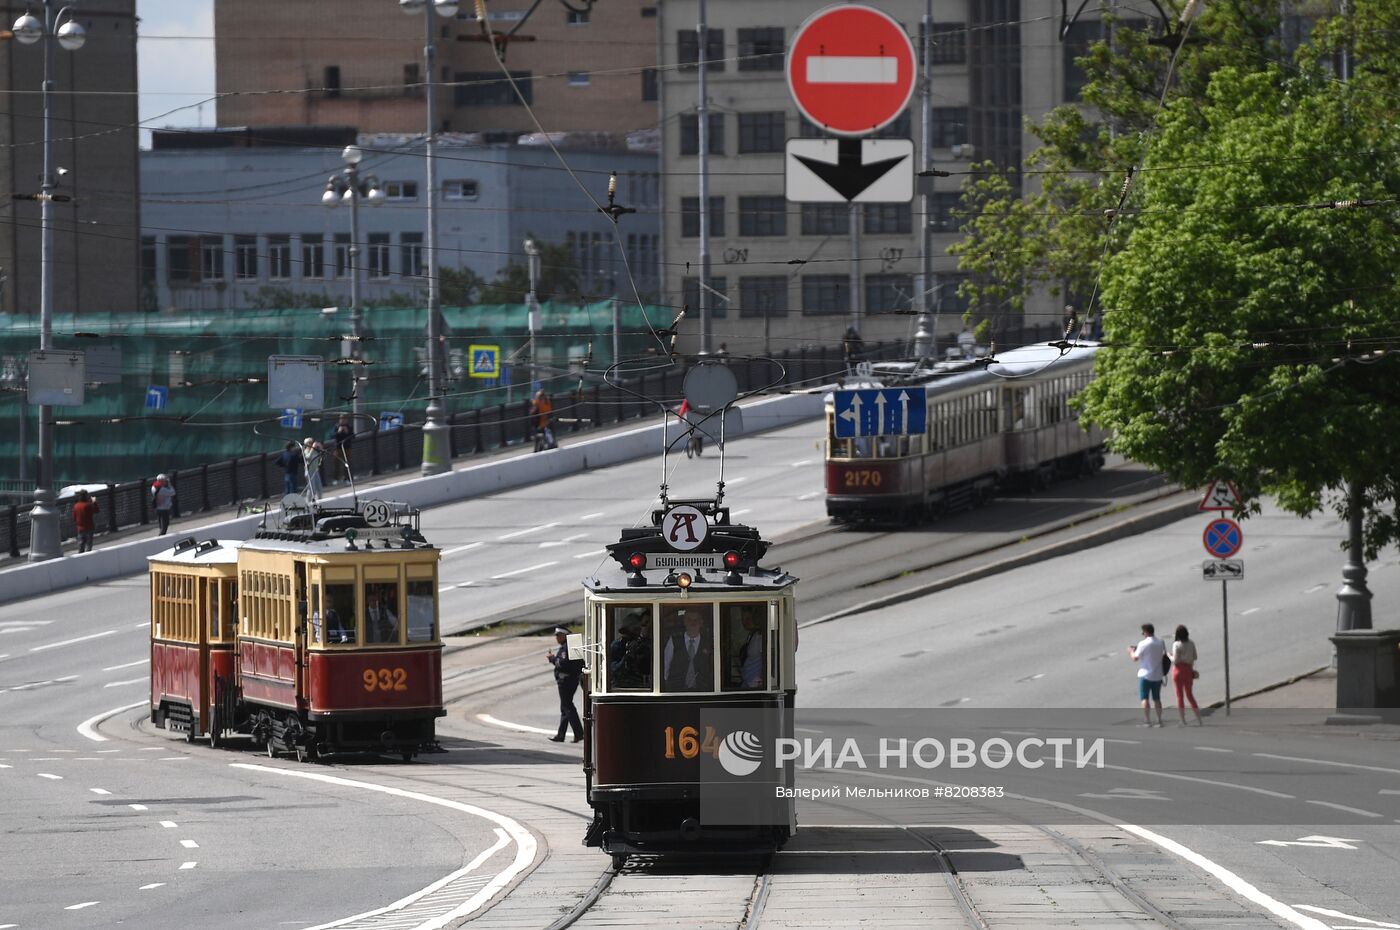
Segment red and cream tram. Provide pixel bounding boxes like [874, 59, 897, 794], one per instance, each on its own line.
[825, 341, 1107, 523]
[149, 501, 444, 761]
[581, 500, 799, 867]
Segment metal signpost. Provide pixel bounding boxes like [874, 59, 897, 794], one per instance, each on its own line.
[1201, 509, 1244, 715]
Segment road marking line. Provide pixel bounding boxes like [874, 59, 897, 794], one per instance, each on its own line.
[89, 788, 110, 795]
[497, 522, 559, 541]
[731, 509, 752, 517]
[1100, 738, 1140, 745]
[1195, 746, 1234, 753]
[442, 541, 484, 556]
[1293, 904, 1400, 928]
[1254, 752, 1400, 776]
[129, 804, 148, 811]
[539, 533, 588, 548]
[179, 861, 197, 870]
[573, 550, 603, 559]
[78, 701, 146, 742]
[180, 839, 199, 848]
[38, 773, 62, 780]
[728, 476, 748, 485]
[1116, 824, 1331, 930]
[0, 764, 10, 768]
[490, 561, 558, 580]
[797, 491, 821, 500]
[232, 763, 537, 929]
[1104, 764, 1294, 798]
[64, 902, 100, 911]
[1380, 789, 1400, 795]
[475, 713, 554, 736]
[577, 512, 604, 521]
[1241, 607, 1261, 616]
[1304, 799, 1383, 818]
[30, 629, 119, 652]
[790, 459, 814, 467]
[104, 678, 146, 688]
[1304, 584, 1326, 593]
[102, 659, 148, 671]
[160, 821, 177, 829]
[0, 620, 51, 627]
[138, 883, 165, 890]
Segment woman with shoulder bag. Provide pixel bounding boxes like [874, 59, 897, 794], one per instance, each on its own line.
[1171, 624, 1203, 726]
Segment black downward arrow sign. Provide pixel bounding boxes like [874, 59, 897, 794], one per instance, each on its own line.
[794, 138, 906, 202]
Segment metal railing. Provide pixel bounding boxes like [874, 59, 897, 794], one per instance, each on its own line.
[3, 343, 892, 559]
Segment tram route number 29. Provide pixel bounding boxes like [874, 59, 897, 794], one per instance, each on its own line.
[663, 725, 721, 760]
[363, 667, 409, 692]
[843, 469, 883, 488]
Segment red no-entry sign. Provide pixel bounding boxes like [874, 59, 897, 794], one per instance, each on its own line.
[786, 4, 917, 137]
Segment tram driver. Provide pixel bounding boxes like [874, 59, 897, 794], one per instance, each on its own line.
[365, 586, 400, 644]
[662, 608, 713, 692]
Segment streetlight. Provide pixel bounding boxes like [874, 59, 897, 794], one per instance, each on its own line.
[400, 0, 458, 476]
[523, 238, 541, 378]
[14, 2, 85, 562]
[322, 144, 385, 425]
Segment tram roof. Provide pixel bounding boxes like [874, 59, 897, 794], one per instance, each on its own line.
[584, 565, 796, 595]
[147, 537, 239, 566]
[238, 534, 437, 556]
[826, 340, 1101, 401]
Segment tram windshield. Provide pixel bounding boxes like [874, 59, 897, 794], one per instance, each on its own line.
[720, 602, 767, 691]
[405, 580, 435, 642]
[605, 604, 653, 691]
[364, 582, 401, 645]
[323, 582, 356, 644]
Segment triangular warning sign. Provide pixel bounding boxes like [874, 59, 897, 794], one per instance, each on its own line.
[1199, 480, 1242, 512]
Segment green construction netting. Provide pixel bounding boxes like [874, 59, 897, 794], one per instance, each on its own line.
[0, 302, 671, 487]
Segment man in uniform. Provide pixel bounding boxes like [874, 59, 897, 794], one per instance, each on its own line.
[548, 627, 585, 742]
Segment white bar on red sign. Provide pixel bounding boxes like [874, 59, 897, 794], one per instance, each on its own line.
[806, 56, 898, 84]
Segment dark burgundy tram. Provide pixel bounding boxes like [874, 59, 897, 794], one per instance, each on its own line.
[581, 499, 798, 867]
[825, 341, 1107, 523]
[149, 501, 444, 762]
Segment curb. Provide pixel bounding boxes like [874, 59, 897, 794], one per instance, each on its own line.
[1206, 665, 1329, 710]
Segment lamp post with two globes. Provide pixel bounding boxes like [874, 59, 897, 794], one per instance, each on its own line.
[321, 144, 385, 424]
[13, 2, 85, 562]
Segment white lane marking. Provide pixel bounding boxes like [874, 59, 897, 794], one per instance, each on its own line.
[0, 764, 10, 769]
[30, 629, 119, 652]
[1241, 607, 1261, 616]
[1100, 738, 1140, 745]
[232, 763, 537, 929]
[10, 674, 80, 691]
[138, 883, 165, 891]
[573, 550, 604, 559]
[539, 533, 588, 548]
[78, 701, 146, 742]
[38, 773, 62, 780]
[728, 476, 748, 485]
[790, 459, 814, 467]
[64, 902, 100, 910]
[442, 541, 484, 557]
[1304, 800, 1383, 818]
[797, 491, 822, 500]
[807, 55, 899, 84]
[180, 839, 199, 848]
[0, 654, 10, 661]
[1116, 823, 1332, 930]
[104, 678, 146, 689]
[102, 659, 148, 672]
[89, 788, 111, 795]
[160, 821, 177, 829]
[131, 622, 147, 630]
[0, 620, 52, 627]
[1258, 836, 1359, 849]
[731, 509, 752, 517]
[1254, 752, 1400, 776]
[1303, 583, 1327, 593]
[1381, 790, 1400, 795]
[1104, 764, 1294, 799]
[1295, 904, 1400, 928]
[497, 522, 559, 541]
[490, 561, 558, 580]
[158, 757, 188, 762]
[476, 713, 554, 736]
[179, 862, 197, 870]
[1195, 746, 1234, 753]
[577, 512, 604, 521]
[129, 804, 148, 811]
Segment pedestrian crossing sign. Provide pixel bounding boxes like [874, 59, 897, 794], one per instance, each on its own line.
[469, 344, 500, 379]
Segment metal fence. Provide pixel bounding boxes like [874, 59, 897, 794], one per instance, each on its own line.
[3, 343, 894, 558]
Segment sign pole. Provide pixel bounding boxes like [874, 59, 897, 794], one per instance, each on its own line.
[1222, 579, 1231, 716]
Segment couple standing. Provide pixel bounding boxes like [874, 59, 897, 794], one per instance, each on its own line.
[1129, 622, 1202, 727]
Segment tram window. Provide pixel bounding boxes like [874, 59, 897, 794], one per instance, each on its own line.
[225, 582, 237, 638]
[605, 604, 653, 691]
[721, 602, 768, 691]
[208, 579, 220, 640]
[661, 604, 715, 692]
[364, 582, 401, 645]
[406, 580, 436, 642]
[324, 583, 356, 644]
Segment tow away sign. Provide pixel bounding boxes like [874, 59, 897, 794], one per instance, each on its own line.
[1202, 559, 1244, 581]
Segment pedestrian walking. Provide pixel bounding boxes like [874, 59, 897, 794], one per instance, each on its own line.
[1170, 624, 1203, 726]
[275, 441, 301, 496]
[547, 627, 584, 742]
[1128, 622, 1166, 727]
[151, 474, 176, 536]
[332, 415, 355, 485]
[72, 489, 99, 553]
[302, 438, 324, 500]
[842, 326, 865, 375]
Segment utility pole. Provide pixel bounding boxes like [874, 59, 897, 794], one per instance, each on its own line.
[523, 237, 541, 402]
[912, 0, 935, 362]
[696, 0, 712, 354]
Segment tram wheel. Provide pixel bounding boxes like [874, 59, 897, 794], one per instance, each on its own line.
[610, 852, 627, 871]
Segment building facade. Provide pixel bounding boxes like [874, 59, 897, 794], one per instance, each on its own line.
[140, 130, 660, 313]
[213, 0, 660, 136]
[0, 0, 140, 317]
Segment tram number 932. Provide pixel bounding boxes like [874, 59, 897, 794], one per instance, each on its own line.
[842, 469, 883, 488]
[663, 725, 721, 760]
[363, 667, 410, 692]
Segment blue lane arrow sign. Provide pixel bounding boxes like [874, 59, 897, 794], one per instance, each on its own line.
[834, 389, 927, 437]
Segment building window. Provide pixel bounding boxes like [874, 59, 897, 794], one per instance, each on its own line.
[568, 71, 591, 87]
[167, 236, 193, 283]
[677, 28, 724, 72]
[141, 236, 157, 287]
[301, 235, 324, 279]
[1062, 20, 1102, 100]
[455, 70, 531, 106]
[681, 276, 727, 318]
[932, 107, 969, 148]
[567, 9, 590, 25]
[864, 203, 911, 235]
[200, 237, 224, 281]
[739, 196, 787, 237]
[367, 234, 391, 279]
[383, 181, 418, 201]
[800, 203, 848, 236]
[933, 274, 971, 314]
[680, 196, 725, 238]
[235, 236, 258, 280]
[929, 191, 963, 232]
[401, 232, 424, 278]
[738, 112, 785, 154]
[739, 276, 788, 318]
[267, 235, 292, 280]
[324, 65, 341, 98]
[404, 62, 420, 89]
[865, 274, 913, 314]
[332, 233, 351, 278]
[679, 113, 724, 155]
[738, 27, 784, 71]
[641, 67, 658, 102]
[801, 275, 848, 315]
[443, 179, 478, 200]
[923, 23, 967, 64]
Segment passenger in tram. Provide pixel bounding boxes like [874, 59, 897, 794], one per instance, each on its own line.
[662, 608, 714, 692]
[325, 607, 355, 644]
[737, 609, 765, 689]
[365, 588, 400, 644]
[608, 615, 643, 679]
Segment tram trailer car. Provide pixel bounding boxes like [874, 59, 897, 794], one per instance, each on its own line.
[825, 342, 1107, 523]
[149, 505, 445, 761]
[582, 501, 798, 867]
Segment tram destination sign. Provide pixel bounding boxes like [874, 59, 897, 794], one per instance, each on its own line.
[650, 553, 726, 571]
[833, 388, 927, 438]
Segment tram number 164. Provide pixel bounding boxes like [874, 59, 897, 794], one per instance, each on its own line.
[363, 668, 410, 692]
[663, 725, 721, 760]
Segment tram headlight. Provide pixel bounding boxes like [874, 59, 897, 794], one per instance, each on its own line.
[676, 572, 693, 590]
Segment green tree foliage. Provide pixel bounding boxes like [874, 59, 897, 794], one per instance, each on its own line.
[478, 238, 583, 305]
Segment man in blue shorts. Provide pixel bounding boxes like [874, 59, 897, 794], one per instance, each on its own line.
[1129, 623, 1166, 727]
